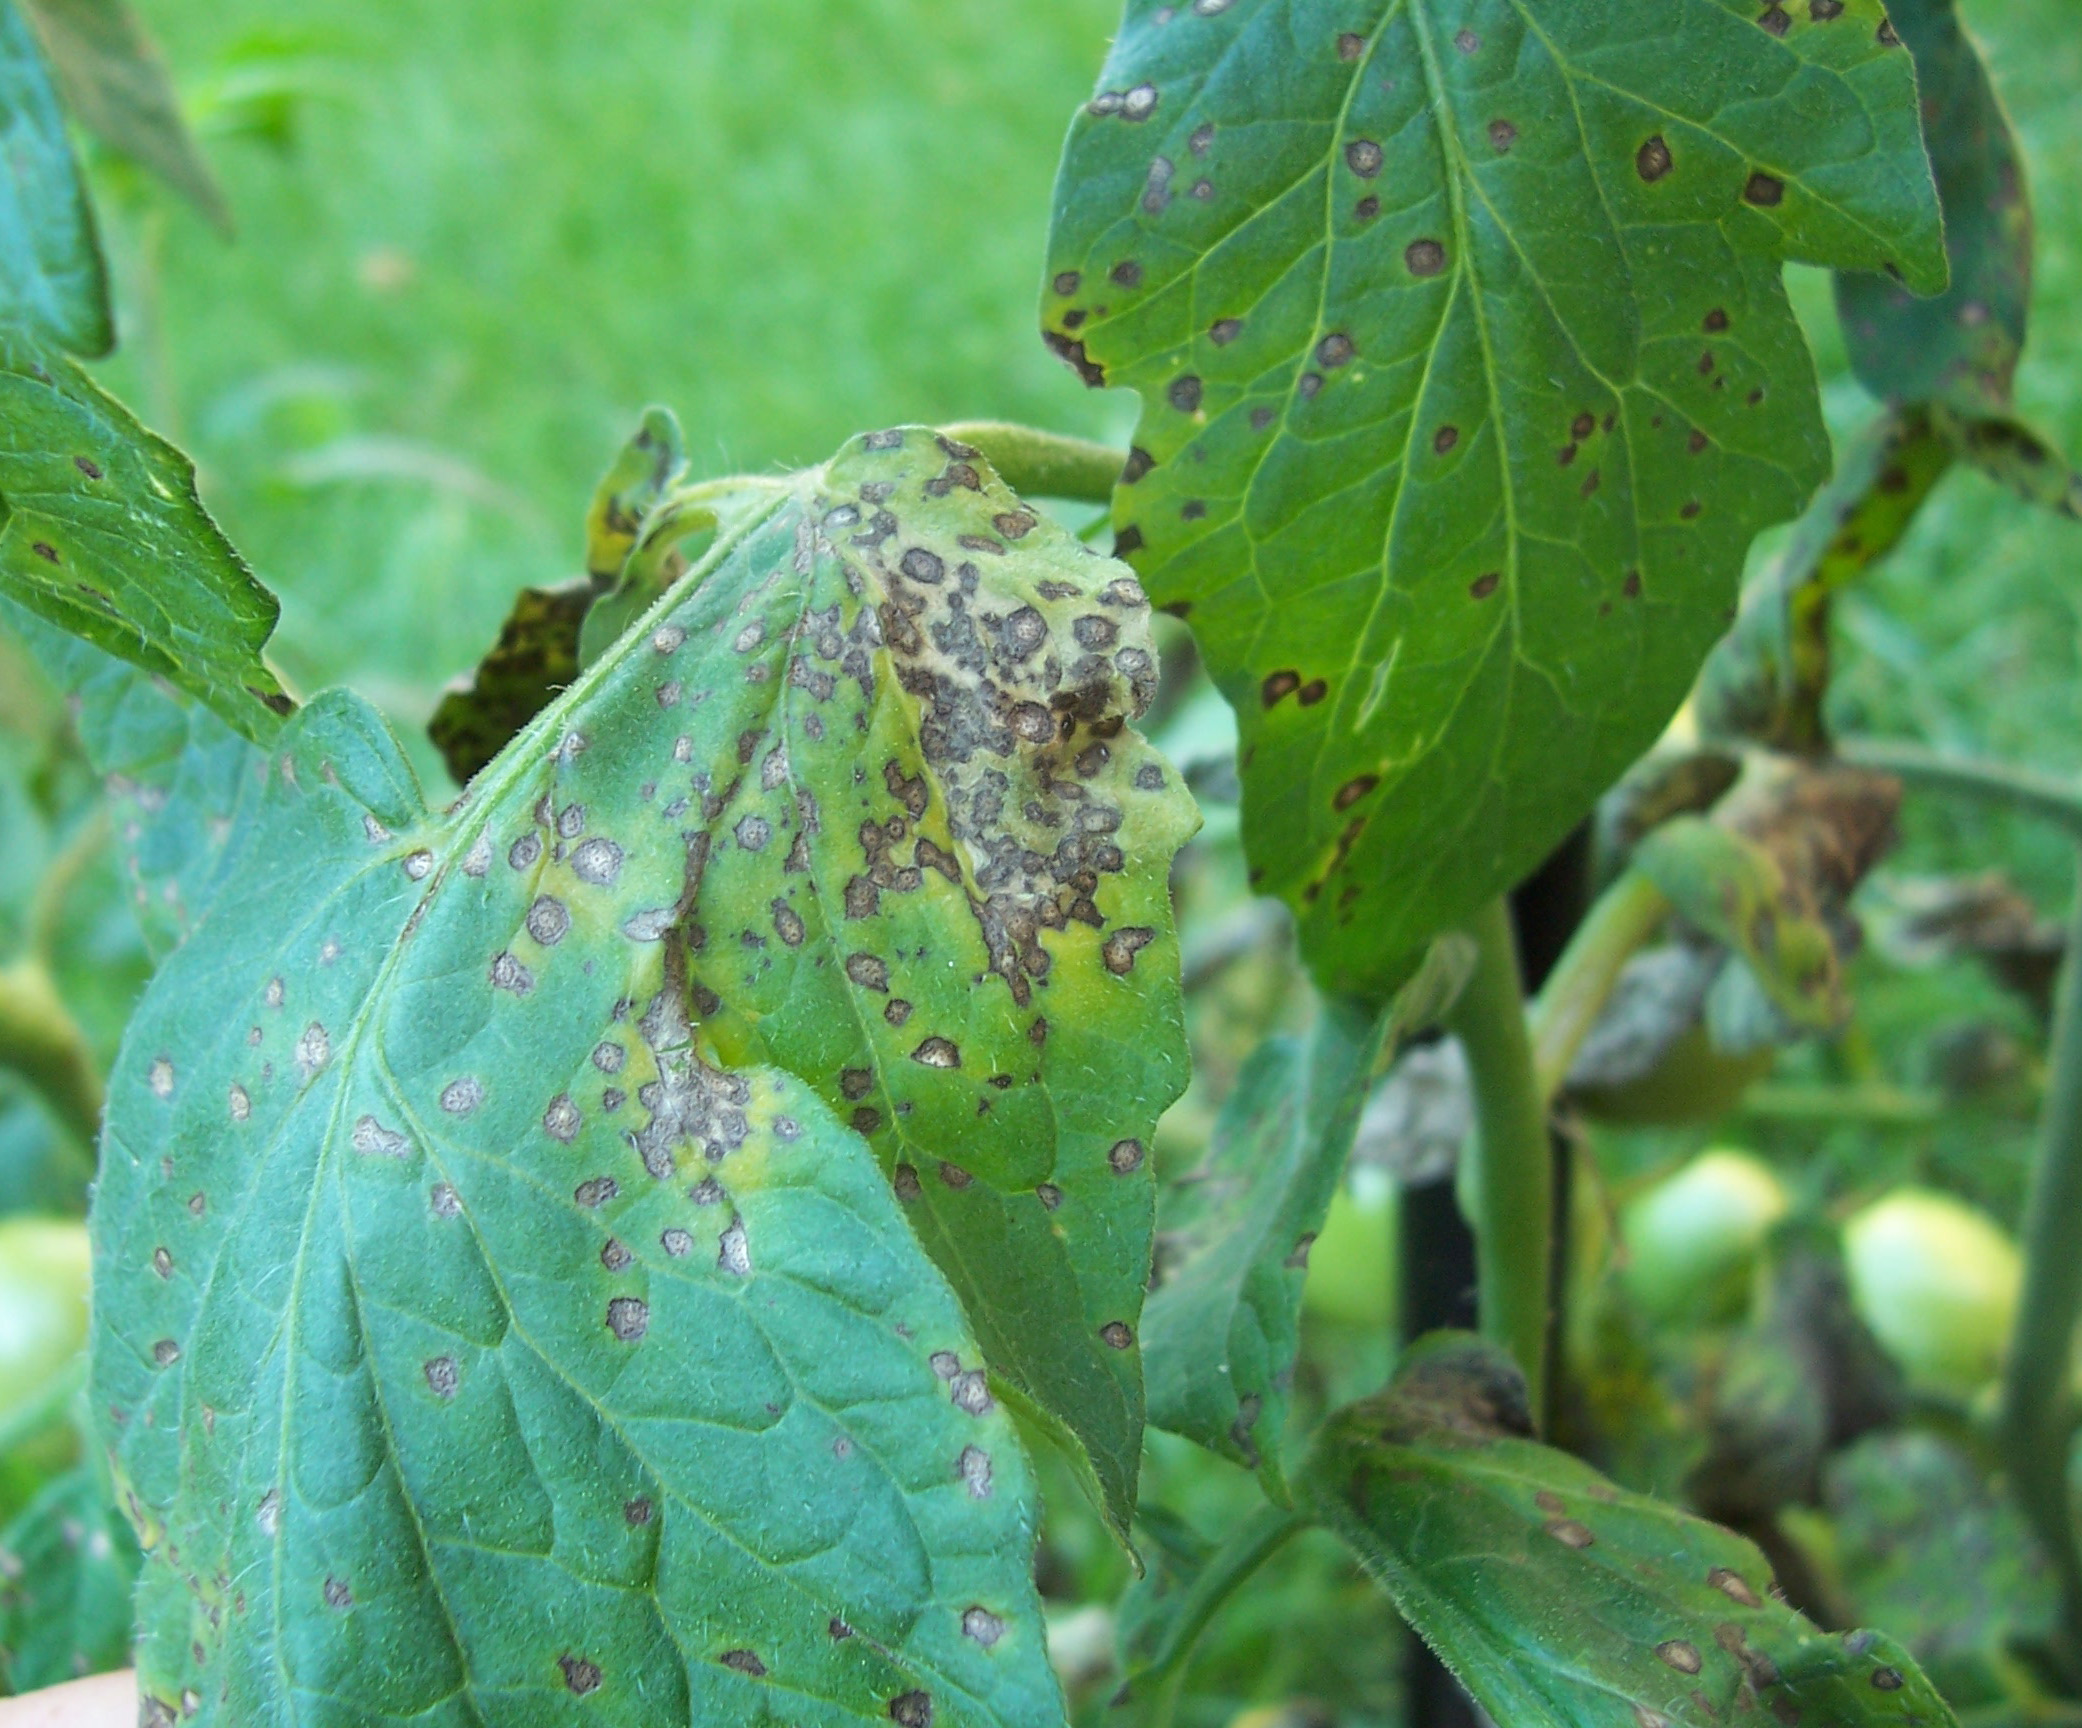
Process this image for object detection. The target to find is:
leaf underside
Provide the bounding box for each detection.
[1141,940,1467,1490]
[0,330,286,738]
[18,0,231,233]
[92,428,1194,1722]
[0,0,111,356]
[1045,0,1943,997]
[1835,0,2029,414]
[0,1461,142,1695]
[1304,1335,1959,1728]
[3,597,267,960]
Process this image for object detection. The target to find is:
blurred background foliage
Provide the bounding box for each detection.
[3,0,2082,1715]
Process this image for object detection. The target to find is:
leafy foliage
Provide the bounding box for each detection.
[1695,407,1950,753]
[3,599,264,960]
[1143,943,1467,1491]
[0,0,109,356]
[1045,0,1944,996]
[0,1459,141,1694]
[1305,1334,1957,1728]
[1835,0,2029,414]
[16,0,230,233]
[90,427,1193,1718]
[0,330,286,737]
[1144,996,1387,1490]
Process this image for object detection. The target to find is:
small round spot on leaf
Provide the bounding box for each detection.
[1744,172,1785,207]
[1657,1640,1704,1675]
[1637,136,1673,181]
[1405,240,1446,277]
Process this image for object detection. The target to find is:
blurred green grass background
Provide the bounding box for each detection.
[108,0,1130,782]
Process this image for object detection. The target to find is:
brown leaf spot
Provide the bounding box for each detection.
[1744,172,1785,207]
[1405,239,1446,277]
[1334,774,1379,810]
[1637,136,1673,181]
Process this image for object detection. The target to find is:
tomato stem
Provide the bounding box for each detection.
[938,421,1123,504]
[2002,854,2082,1675]
[1444,896,1551,1424]
[1526,867,1671,1103]
[0,957,103,1156]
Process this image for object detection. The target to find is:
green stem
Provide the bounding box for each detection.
[1526,868,1671,1102]
[1445,897,1551,1422]
[2000,855,2082,1673]
[1839,739,2082,837]
[0,958,105,1153]
[937,421,1123,504]
[1123,1504,1304,1728]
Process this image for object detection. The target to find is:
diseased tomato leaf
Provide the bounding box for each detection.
[0,331,287,738]
[1045,0,1944,999]
[93,428,1193,1721]
[1304,1334,1959,1728]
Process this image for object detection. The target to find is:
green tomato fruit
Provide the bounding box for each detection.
[1574,1023,1775,1127]
[1843,1189,2019,1396]
[1621,1148,1790,1324]
[0,1215,91,1430]
[1303,1170,1396,1329]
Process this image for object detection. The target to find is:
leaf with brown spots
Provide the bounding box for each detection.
[1045,0,1943,1000]
[1304,1334,1959,1728]
[426,578,594,786]
[0,327,287,738]
[1835,0,2030,413]
[91,427,1186,1721]
[1694,404,1951,754]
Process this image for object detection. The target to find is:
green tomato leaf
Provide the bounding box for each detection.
[93,693,1065,1728]
[17,0,230,234]
[0,1459,141,1695]
[1044,0,1944,999]
[1303,1333,1959,1728]
[92,427,1192,1719]
[1835,0,2029,413]
[0,0,111,357]
[1694,405,1950,752]
[1143,940,1468,1492]
[1825,1432,2057,1708]
[1,597,266,960]
[0,330,287,737]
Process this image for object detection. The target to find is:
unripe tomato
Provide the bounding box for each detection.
[1843,1189,2019,1395]
[0,1215,91,1429]
[1574,1024,1775,1127]
[1621,1149,1789,1323]
[1302,1169,1396,1329]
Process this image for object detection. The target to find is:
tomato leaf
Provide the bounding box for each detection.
[1695,406,1950,753]
[0,0,110,356]
[1304,1333,1959,1728]
[91,429,1193,1719]
[0,1460,141,1695]
[0,331,287,737]
[17,0,230,234]
[3,598,267,959]
[1835,0,2029,413]
[427,579,594,786]
[1045,0,1944,999]
[1143,940,1468,1492]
